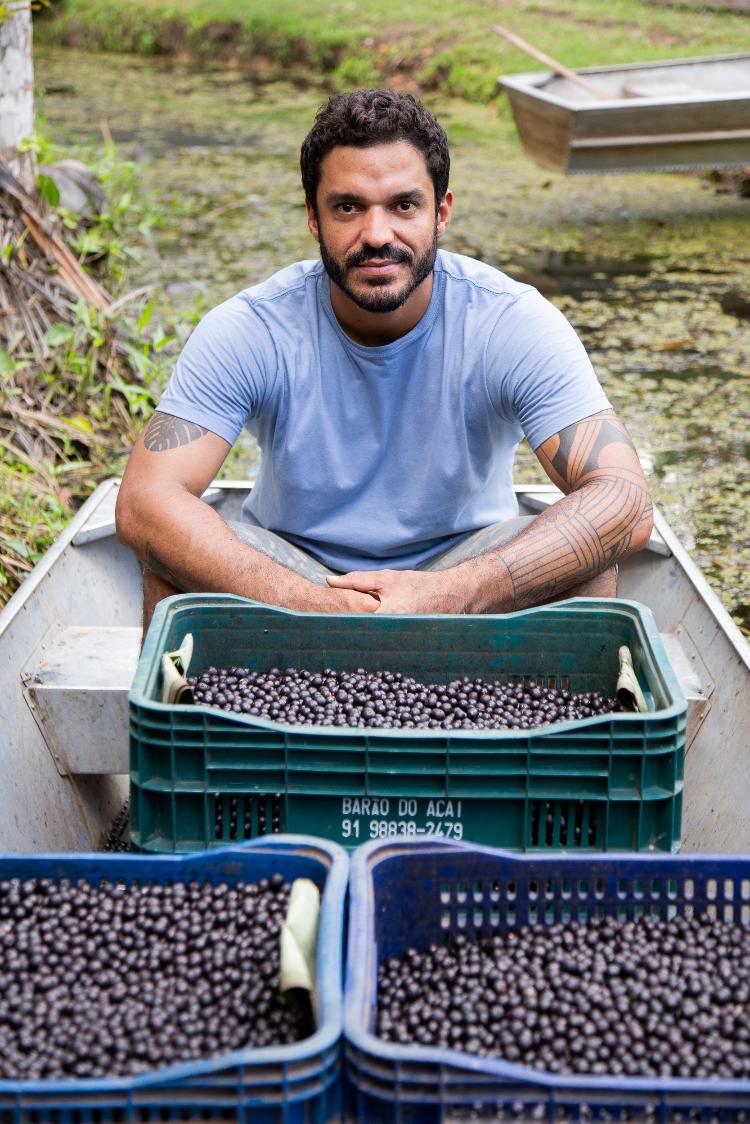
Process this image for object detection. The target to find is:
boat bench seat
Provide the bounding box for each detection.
[22,626,140,775]
[20,622,709,778]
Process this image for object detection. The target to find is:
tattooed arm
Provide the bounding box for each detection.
[456,409,653,612]
[328,409,652,614]
[115,411,377,615]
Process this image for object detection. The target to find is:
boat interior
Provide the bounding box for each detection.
[2,479,749,855]
[517,54,750,105]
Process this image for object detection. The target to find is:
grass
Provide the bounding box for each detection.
[37,0,750,103]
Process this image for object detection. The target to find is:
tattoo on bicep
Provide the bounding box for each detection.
[540,414,641,492]
[143,412,209,452]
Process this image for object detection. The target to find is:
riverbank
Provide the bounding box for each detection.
[36,0,750,103]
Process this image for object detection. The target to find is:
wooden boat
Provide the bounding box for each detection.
[500,53,750,174]
[1,478,748,854]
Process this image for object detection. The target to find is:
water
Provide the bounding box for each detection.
[34,48,750,631]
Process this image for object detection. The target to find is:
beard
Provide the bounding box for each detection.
[319,224,439,314]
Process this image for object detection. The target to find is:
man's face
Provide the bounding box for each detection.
[307,140,452,315]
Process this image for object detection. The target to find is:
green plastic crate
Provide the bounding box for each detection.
[129,595,687,854]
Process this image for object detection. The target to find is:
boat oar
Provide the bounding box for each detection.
[493,24,612,101]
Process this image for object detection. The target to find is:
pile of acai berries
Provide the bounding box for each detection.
[188,667,618,730]
[377,914,750,1079]
[0,873,306,1079]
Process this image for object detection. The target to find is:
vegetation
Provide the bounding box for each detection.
[0,135,198,605]
[37,0,750,104]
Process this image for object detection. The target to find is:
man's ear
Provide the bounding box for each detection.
[306,200,320,242]
[437,190,454,238]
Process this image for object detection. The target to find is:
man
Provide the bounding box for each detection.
[116,89,653,627]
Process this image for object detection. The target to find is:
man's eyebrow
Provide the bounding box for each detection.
[324,188,429,206]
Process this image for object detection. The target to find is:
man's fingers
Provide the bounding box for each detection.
[357,593,381,612]
[327,571,382,593]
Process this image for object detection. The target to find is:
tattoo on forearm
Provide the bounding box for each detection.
[501,481,650,606]
[143,412,208,452]
[500,412,653,608]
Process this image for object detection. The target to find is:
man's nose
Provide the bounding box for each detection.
[360,206,394,248]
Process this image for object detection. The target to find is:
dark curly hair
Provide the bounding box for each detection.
[300,89,450,212]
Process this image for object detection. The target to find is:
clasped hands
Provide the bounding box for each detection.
[326,567,470,615]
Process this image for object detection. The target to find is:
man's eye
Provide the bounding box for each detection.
[338,202,356,213]
[397,201,415,211]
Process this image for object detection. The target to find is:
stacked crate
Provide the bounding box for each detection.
[129,595,686,854]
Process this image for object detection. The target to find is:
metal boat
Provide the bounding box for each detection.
[1,478,748,853]
[500,53,750,173]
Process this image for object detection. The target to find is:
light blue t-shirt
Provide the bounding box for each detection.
[159,251,610,571]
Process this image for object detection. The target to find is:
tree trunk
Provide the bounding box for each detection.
[0,2,36,191]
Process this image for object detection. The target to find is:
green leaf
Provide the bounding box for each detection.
[60,415,94,435]
[0,348,15,377]
[5,540,31,560]
[37,173,60,209]
[137,299,155,334]
[44,323,76,348]
[153,328,175,351]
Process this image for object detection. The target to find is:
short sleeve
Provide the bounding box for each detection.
[158,294,275,445]
[485,289,611,451]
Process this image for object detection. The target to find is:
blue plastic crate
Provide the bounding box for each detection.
[0,835,347,1124]
[345,838,750,1122]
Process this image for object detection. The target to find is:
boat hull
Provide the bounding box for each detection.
[501,54,750,173]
